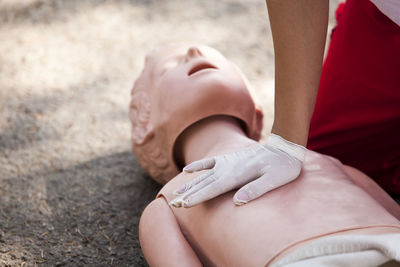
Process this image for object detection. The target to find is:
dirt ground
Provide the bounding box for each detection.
[0,0,339,266]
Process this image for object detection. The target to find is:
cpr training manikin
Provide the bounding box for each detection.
[130,43,400,267]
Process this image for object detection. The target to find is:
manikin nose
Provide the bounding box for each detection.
[185,47,203,61]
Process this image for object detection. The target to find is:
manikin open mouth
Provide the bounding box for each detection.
[188,63,218,76]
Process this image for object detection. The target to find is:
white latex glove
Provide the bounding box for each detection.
[169,134,306,208]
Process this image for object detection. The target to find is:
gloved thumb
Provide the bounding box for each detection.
[233,173,278,205]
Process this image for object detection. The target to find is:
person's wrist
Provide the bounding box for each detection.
[265,133,306,162]
[271,111,312,146]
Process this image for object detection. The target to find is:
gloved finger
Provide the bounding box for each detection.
[173,170,214,195]
[181,179,225,208]
[183,157,216,173]
[233,173,279,205]
[169,174,216,207]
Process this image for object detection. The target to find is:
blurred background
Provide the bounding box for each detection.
[0,0,339,265]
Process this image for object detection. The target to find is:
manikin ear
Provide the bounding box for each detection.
[131,126,155,146]
[130,91,155,146]
[253,105,264,141]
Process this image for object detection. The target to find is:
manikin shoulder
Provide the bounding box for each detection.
[139,197,202,267]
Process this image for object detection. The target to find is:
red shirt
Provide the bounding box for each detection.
[307,0,400,194]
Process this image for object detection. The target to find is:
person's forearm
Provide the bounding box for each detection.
[267,0,329,146]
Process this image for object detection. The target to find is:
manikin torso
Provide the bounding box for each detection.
[131,44,400,266]
[156,117,400,266]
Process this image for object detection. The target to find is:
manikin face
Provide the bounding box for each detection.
[151,44,247,96]
[146,44,256,127]
[130,43,262,184]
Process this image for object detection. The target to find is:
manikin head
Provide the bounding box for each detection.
[130,43,263,184]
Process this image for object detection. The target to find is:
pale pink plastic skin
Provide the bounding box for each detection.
[133,44,400,266]
[129,43,263,185]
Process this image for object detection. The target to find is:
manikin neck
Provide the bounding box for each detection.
[175,115,257,166]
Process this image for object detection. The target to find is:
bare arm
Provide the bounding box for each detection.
[139,198,202,267]
[267,0,329,146]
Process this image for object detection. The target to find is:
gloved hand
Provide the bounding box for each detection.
[169,133,306,208]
